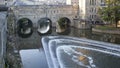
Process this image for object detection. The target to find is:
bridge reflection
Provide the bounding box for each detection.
[37,17,52,35]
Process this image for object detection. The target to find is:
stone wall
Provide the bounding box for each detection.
[0,12,7,68]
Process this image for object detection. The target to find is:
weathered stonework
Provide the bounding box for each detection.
[13,5,78,27]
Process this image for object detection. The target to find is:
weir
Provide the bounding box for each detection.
[42,36,120,68]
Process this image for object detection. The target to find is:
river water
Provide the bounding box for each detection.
[56,27,120,45]
[41,35,120,68]
[6,27,120,68]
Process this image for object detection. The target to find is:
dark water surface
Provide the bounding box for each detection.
[51,27,120,45]
[66,27,120,45]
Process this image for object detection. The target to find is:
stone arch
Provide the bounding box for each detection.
[56,17,71,35]
[57,17,71,29]
[17,18,33,38]
[37,17,52,35]
[58,17,71,26]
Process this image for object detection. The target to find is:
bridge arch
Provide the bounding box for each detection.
[56,17,71,34]
[57,17,71,29]
[37,17,52,35]
[17,18,33,38]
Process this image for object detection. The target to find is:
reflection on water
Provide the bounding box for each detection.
[57,28,71,35]
[38,25,50,34]
[37,18,52,35]
[7,27,120,68]
[56,27,120,45]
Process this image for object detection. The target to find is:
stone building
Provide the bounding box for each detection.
[0,0,7,5]
[65,0,105,29]
[79,0,105,23]
[66,0,79,5]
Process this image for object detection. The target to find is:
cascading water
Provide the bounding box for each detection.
[42,36,120,68]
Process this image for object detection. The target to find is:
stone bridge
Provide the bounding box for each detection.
[12,5,78,27]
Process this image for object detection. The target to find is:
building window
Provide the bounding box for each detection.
[92,15,94,19]
[91,0,96,5]
[94,8,96,13]
[48,10,49,13]
[91,8,93,12]
[90,0,91,5]
[90,15,91,19]
[89,9,91,12]
[57,10,59,13]
[94,0,96,5]
[92,0,94,5]
[101,0,102,2]
[94,15,96,18]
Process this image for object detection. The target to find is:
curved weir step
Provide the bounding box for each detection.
[42,36,120,68]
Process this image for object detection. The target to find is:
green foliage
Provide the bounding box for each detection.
[98,0,120,27]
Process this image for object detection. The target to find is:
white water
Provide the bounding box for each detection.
[57,46,96,68]
[41,36,120,68]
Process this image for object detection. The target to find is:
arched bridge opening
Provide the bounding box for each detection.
[17,18,33,38]
[37,17,52,35]
[57,17,71,34]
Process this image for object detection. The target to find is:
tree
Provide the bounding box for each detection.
[98,0,120,27]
